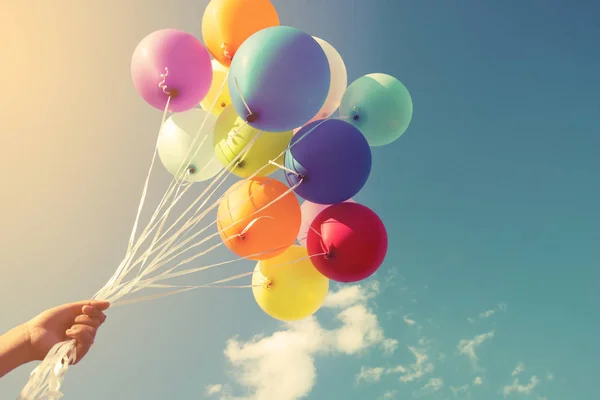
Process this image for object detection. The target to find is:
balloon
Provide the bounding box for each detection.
[202,0,280,67]
[157,109,223,182]
[199,60,231,116]
[217,177,300,260]
[228,26,331,132]
[213,105,292,178]
[307,37,347,123]
[339,73,413,147]
[284,119,372,204]
[252,245,329,321]
[297,199,355,247]
[307,202,388,282]
[131,29,212,113]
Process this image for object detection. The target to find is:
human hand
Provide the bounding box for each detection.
[25,300,110,364]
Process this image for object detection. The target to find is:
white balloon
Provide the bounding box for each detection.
[310,37,348,122]
[157,109,223,182]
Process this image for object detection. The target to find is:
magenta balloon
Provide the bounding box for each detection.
[297,199,355,247]
[131,29,213,113]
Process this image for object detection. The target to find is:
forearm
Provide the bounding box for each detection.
[0,323,33,377]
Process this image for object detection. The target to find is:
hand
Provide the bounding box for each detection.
[26,300,110,364]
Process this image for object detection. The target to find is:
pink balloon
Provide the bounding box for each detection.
[131,29,213,113]
[297,199,354,246]
[307,202,387,283]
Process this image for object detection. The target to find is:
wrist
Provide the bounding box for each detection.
[0,323,35,377]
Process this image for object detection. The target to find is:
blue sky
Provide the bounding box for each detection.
[1,0,599,399]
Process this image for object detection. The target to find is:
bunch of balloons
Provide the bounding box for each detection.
[19,2,416,398]
[129,0,414,322]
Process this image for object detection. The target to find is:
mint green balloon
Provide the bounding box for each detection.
[339,73,413,147]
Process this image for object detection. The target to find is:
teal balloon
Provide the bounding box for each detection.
[339,73,413,147]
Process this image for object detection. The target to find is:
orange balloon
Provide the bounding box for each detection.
[202,0,280,67]
[217,177,300,260]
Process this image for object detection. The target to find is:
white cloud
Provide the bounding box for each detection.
[356,366,385,384]
[503,375,540,397]
[450,384,469,396]
[380,390,397,399]
[413,377,443,398]
[512,362,525,377]
[382,338,399,355]
[403,314,416,326]
[457,331,494,368]
[423,377,443,391]
[392,346,434,383]
[546,372,554,381]
[205,384,223,396]
[473,376,483,385]
[211,282,394,400]
[468,303,506,323]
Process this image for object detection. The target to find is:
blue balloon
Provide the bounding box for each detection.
[228,26,331,132]
[284,119,372,204]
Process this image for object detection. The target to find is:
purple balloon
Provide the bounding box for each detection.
[297,199,355,246]
[131,29,212,113]
[284,119,372,204]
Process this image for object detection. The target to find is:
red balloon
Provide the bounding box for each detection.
[306,202,388,282]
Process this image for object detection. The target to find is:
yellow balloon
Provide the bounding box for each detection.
[252,245,329,321]
[213,105,292,178]
[200,60,231,116]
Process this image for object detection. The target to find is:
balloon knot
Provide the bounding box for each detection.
[351,106,362,121]
[220,42,233,60]
[158,67,179,98]
[164,88,179,98]
[263,279,273,289]
[187,165,196,175]
[221,102,227,108]
[236,160,246,169]
[324,251,334,260]
[246,113,258,123]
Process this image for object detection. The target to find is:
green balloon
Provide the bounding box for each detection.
[339,73,413,147]
[213,105,293,179]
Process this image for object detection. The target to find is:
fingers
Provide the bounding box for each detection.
[64,301,109,364]
[74,314,103,328]
[60,300,110,318]
[82,305,107,323]
[66,325,96,364]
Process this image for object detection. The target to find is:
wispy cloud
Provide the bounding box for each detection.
[205,384,223,396]
[450,384,469,396]
[467,303,506,323]
[208,282,394,400]
[473,376,483,385]
[457,331,494,368]
[511,362,525,377]
[403,314,416,326]
[502,375,540,397]
[380,390,398,399]
[394,346,435,383]
[356,366,385,384]
[546,372,554,381]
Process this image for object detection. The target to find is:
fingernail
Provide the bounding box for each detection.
[66,329,74,335]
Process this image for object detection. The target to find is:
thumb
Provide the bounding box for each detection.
[58,300,111,316]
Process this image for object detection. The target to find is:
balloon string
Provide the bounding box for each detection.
[233,77,254,119]
[267,160,302,177]
[98,95,173,295]
[112,250,331,307]
[110,70,232,289]
[309,226,323,238]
